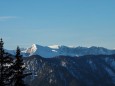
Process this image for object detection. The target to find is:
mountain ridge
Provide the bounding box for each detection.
[24,54,115,86]
[5,44,115,58]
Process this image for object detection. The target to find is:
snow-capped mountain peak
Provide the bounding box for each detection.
[5,44,115,58]
[21,44,115,58]
[26,44,37,55]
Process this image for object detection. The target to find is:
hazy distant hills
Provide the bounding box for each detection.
[6,44,115,58]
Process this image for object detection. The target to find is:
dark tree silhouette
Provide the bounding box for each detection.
[0,38,5,86]
[0,39,31,86]
[0,38,14,86]
[13,46,31,86]
[13,46,25,86]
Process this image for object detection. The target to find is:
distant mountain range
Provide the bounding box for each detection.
[5,44,115,86]
[6,44,115,58]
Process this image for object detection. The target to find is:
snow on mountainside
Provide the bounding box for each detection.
[48,45,60,49]
[4,44,115,58]
[12,44,115,58]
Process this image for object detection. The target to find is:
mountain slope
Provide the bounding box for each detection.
[24,55,115,86]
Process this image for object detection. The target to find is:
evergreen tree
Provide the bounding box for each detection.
[13,46,31,86]
[0,39,31,86]
[0,38,14,86]
[13,46,25,86]
[0,38,5,86]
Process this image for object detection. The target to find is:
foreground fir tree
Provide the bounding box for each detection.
[0,39,31,86]
[13,46,25,86]
[13,46,31,86]
[0,39,14,86]
[0,38,5,86]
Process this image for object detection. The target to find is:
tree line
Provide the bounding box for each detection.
[0,38,31,86]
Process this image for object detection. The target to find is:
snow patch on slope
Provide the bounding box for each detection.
[48,45,59,49]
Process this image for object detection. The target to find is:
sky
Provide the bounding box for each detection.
[0,0,115,49]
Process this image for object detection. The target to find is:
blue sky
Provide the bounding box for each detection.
[0,0,115,49]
